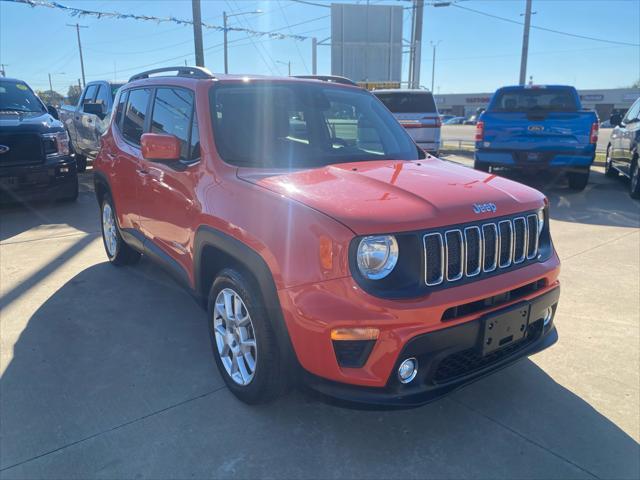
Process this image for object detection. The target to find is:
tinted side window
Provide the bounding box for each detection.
[375,92,437,113]
[150,88,194,159]
[114,90,128,129]
[122,88,150,146]
[189,113,200,161]
[95,84,111,109]
[81,85,97,110]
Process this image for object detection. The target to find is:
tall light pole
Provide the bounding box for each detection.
[276,60,291,76]
[48,72,65,92]
[223,9,262,74]
[408,0,425,89]
[67,23,88,88]
[430,41,441,92]
[519,0,533,85]
[192,0,205,67]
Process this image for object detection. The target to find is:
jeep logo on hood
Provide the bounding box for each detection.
[473,202,497,214]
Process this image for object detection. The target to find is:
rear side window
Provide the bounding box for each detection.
[122,88,151,145]
[374,92,437,113]
[490,88,579,113]
[150,88,194,160]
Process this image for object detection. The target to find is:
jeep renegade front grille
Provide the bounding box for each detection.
[423,213,540,287]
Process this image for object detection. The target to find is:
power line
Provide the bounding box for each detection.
[452,3,640,47]
[277,0,310,74]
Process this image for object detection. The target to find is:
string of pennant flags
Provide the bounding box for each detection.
[2,0,309,41]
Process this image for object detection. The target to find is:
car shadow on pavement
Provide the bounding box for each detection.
[1,261,638,478]
[0,172,97,243]
[492,169,640,229]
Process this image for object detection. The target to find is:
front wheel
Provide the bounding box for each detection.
[207,268,288,404]
[101,194,141,265]
[604,145,617,178]
[567,168,590,191]
[630,157,640,199]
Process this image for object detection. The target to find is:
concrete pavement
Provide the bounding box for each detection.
[1,165,638,479]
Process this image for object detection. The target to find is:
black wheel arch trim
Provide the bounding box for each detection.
[194,225,299,370]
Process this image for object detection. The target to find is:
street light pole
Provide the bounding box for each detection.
[276,60,292,76]
[223,9,262,74]
[430,41,441,92]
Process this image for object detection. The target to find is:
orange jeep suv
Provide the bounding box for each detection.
[94,67,560,406]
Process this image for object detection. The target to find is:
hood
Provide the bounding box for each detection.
[0,111,64,133]
[238,158,545,235]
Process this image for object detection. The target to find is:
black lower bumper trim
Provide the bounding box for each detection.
[304,286,560,408]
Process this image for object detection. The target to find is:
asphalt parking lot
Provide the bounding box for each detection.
[1,159,639,479]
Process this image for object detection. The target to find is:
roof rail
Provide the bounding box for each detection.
[129,66,215,82]
[293,75,358,86]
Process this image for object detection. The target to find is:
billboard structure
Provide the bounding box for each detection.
[331,3,403,86]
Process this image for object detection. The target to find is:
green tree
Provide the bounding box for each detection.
[36,89,64,106]
[66,84,82,105]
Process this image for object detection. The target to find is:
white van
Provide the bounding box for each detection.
[373,89,441,155]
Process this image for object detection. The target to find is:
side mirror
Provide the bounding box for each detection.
[84,102,106,118]
[141,133,181,162]
[609,114,621,127]
[47,105,59,120]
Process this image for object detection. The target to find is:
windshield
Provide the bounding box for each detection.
[0,80,45,113]
[374,92,437,114]
[210,82,419,168]
[489,87,579,113]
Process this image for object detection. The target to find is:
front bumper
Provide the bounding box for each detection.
[278,252,560,405]
[304,288,558,407]
[0,156,77,202]
[475,148,595,171]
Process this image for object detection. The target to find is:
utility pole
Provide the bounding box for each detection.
[48,73,53,92]
[67,23,88,88]
[223,11,229,73]
[276,60,291,76]
[519,0,533,86]
[430,41,441,92]
[191,0,205,67]
[409,0,424,89]
[312,37,317,75]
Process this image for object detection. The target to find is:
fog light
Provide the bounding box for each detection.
[398,357,418,384]
[59,166,69,173]
[543,307,553,326]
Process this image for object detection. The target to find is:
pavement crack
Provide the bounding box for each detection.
[559,230,639,262]
[0,385,228,473]
[451,398,601,479]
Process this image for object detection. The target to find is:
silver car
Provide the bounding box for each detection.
[373,89,441,155]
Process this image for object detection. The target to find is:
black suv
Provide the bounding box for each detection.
[0,77,78,203]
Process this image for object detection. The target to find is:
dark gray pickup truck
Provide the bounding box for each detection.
[59,81,123,172]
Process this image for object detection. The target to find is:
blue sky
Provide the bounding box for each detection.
[1,0,638,94]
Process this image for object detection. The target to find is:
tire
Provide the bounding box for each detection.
[58,175,79,202]
[100,194,141,265]
[630,156,640,199]
[567,168,590,191]
[604,145,617,178]
[75,154,87,173]
[207,268,288,404]
[474,160,491,173]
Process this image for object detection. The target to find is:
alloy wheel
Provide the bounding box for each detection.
[213,288,258,385]
[102,203,118,257]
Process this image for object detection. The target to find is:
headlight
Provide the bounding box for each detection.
[42,131,70,158]
[537,208,545,235]
[356,235,399,280]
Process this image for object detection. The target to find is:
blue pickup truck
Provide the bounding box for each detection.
[474,85,599,190]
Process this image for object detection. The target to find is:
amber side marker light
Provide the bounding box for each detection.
[330,328,380,341]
